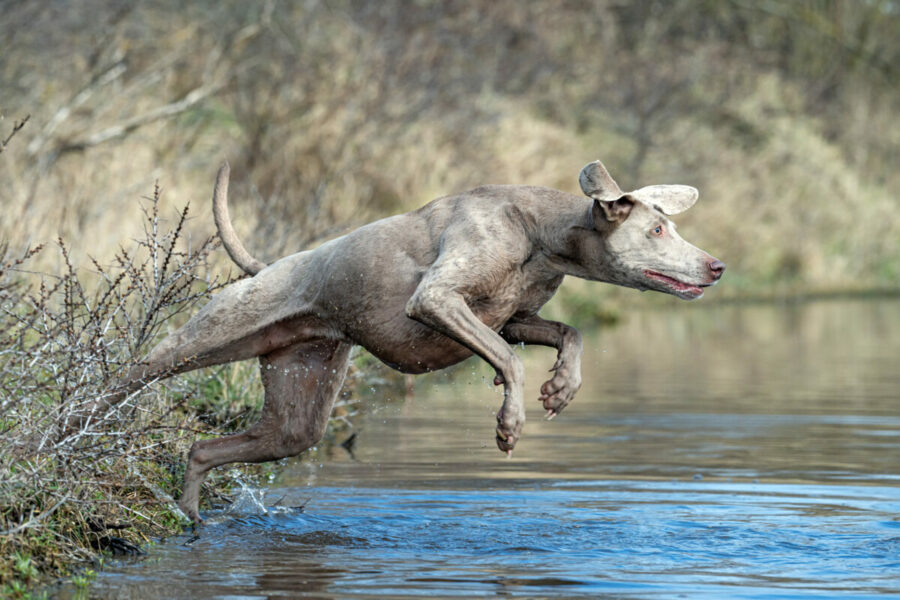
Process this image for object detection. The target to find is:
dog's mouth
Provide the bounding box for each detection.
[643,270,706,299]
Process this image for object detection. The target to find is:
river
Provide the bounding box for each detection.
[58,298,900,598]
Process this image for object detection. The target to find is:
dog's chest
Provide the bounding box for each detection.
[469,297,517,330]
[468,271,563,330]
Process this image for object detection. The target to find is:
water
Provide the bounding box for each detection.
[59,298,900,598]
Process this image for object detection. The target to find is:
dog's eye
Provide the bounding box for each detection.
[652,225,663,236]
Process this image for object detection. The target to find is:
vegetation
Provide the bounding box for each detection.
[2,1,898,295]
[0,172,222,592]
[1,0,898,592]
[0,122,358,593]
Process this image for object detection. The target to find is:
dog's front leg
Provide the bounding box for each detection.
[407,288,525,455]
[500,315,583,419]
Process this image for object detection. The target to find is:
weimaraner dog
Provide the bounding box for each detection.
[115,160,724,522]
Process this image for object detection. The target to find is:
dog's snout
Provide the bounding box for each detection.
[708,259,726,279]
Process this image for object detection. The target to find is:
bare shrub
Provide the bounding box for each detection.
[0,181,239,586]
[1,180,365,594]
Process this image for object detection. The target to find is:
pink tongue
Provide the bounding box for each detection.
[645,270,701,295]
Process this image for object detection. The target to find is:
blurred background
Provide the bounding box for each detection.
[2,0,898,310]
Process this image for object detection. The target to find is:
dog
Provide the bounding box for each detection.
[112,160,724,522]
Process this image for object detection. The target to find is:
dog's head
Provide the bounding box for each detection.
[576,160,724,300]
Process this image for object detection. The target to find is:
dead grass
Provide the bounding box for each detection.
[2,1,897,294]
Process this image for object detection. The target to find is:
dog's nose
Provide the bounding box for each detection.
[708,259,726,280]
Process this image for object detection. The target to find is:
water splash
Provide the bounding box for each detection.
[220,479,268,518]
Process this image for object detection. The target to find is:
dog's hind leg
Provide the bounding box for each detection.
[62,309,329,437]
[177,339,352,523]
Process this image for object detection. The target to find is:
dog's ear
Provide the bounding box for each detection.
[579,160,623,201]
[592,195,635,227]
[629,184,698,215]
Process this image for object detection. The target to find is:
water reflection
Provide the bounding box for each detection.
[59,298,900,599]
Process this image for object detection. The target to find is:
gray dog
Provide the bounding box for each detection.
[116,160,723,522]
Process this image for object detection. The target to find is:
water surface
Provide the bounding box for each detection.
[61,298,900,598]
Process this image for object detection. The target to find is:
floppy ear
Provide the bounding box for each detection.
[579,160,623,200]
[592,196,635,227]
[629,184,698,215]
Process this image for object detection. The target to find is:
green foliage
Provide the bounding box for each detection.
[552,285,622,332]
[12,554,38,582]
[183,362,264,431]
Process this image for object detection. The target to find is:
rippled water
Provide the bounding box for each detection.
[59,298,900,598]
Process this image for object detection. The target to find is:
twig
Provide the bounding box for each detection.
[26,61,126,157]
[0,114,30,154]
[2,494,70,536]
[126,458,188,522]
[56,82,225,155]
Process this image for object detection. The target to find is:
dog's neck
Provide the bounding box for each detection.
[521,192,617,283]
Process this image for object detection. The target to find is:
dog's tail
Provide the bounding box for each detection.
[212,162,267,276]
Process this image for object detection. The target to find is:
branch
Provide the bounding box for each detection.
[26,61,127,157]
[56,82,225,155]
[1,493,70,536]
[0,115,30,154]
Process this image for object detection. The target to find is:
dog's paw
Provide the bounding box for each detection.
[495,408,525,455]
[177,500,203,527]
[539,362,581,419]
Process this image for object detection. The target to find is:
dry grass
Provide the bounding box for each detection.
[2,1,897,294]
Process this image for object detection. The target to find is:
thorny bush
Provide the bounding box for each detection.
[0,117,364,594]
[0,182,237,589]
